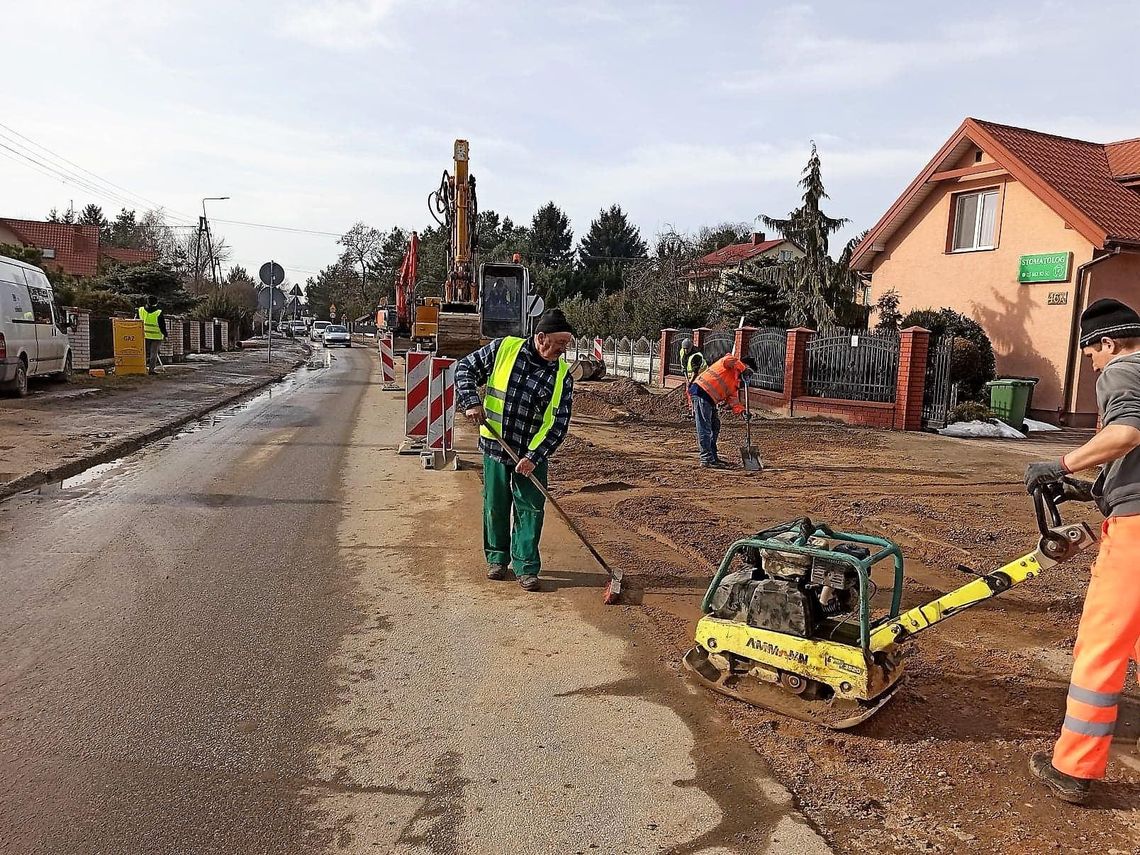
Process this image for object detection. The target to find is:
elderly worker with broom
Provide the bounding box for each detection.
[456,309,576,592]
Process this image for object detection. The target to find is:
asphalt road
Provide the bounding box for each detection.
[0,346,829,854]
[1,348,368,854]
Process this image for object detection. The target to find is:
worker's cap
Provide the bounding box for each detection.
[1079,298,1140,347]
[534,308,577,336]
[679,337,693,350]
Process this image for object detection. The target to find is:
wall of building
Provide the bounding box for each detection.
[0,225,22,249]
[868,170,1096,416]
[1070,251,1140,417]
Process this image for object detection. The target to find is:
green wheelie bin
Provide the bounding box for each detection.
[986,378,1037,432]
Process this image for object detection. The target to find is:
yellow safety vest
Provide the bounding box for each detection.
[479,336,569,452]
[138,307,164,340]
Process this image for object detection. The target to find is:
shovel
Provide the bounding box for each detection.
[740,384,763,472]
[482,422,622,605]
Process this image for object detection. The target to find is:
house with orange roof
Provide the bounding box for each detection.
[0,217,158,277]
[851,118,1140,426]
[689,231,803,292]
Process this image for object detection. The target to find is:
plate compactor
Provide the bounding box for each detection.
[683,488,1098,728]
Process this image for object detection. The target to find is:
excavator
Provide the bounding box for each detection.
[421,139,544,357]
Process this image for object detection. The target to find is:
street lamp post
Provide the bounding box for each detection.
[201,196,230,289]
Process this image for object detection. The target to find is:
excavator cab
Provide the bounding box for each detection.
[479,262,531,340]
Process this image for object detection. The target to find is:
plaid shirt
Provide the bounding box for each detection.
[455,337,574,465]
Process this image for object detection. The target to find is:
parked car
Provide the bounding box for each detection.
[310,320,331,342]
[322,324,351,347]
[0,254,73,397]
[288,319,307,337]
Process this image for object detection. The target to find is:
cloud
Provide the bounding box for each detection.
[278,0,403,50]
[723,7,1037,94]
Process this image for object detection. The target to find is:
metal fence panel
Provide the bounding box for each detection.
[922,336,956,428]
[747,327,787,392]
[665,328,693,375]
[804,328,900,403]
[701,331,735,363]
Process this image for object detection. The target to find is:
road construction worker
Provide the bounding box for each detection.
[1024,297,1140,804]
[679,338,708,383]
[138,296,166,375]
[690,353,755,468]
[456,308,576,592]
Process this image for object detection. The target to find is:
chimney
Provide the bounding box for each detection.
[752,232,766,246]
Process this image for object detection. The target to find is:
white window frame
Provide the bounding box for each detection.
[950,188,999,252]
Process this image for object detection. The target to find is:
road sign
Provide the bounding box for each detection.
[259,261,285,287]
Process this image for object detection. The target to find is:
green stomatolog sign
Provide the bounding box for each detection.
[1019,252,1072,283]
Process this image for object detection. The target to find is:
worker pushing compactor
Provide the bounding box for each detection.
[1024,297,1140,805]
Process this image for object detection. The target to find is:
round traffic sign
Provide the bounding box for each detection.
[259,261,285,287]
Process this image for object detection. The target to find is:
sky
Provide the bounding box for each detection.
[2,0,1139,287]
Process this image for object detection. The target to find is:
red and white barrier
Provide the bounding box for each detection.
[593,337,604,361]
[404,350,432,440]
[378,333,397,386]
[427,357,456,451]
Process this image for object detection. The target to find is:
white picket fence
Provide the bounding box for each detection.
[566,335,659,385]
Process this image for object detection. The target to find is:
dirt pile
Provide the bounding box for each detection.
[556,411,1140,855]
[574,379,691,423]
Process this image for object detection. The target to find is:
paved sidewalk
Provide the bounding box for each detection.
[0,341,309,499]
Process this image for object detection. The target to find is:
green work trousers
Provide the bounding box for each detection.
[483,453,547,577]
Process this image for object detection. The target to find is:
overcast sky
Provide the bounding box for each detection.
[3,0,1138,285]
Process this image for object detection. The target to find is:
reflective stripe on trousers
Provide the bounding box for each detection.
[1052,515,1140,779]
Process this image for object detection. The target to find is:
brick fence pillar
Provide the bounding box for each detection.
[658,328,676,386]
[894,326,931,431]
[734,326,758,360]
[784,328,814,409]
[693,327,710,349]
[65,307,91,371]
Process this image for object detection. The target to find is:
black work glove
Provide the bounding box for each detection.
[1024,459,1067,494]
[1057,476,1094,504]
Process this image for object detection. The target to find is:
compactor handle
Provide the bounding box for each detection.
[1033,485,1062,535]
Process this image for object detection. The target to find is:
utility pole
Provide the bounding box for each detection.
[201,197,230,290]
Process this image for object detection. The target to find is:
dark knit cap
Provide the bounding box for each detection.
[1079,298,1140,347]
[534,308,577,336]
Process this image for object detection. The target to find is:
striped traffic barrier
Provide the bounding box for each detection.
[404,350,432,442]
[378,333,399,389]
[593,337,604,361]
[426,356,456,452]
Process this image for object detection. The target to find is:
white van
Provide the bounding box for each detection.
[0,254,73,397]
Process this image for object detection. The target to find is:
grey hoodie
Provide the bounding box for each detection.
[1091,352,1140,517]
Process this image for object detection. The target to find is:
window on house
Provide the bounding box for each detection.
[951,189,998,251]
[778,249,793,262]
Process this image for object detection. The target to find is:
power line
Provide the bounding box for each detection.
[0,121,195,223]
[0,140,153,214]
[212,218,344,237]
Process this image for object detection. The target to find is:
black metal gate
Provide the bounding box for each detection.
[804,328,900,402]
[922,336,956,429]
[666,328,693,376]
[701,331,735,363]
[747,327,787,392]
[89,316,114,362]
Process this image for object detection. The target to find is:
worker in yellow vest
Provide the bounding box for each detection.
[456,309,576,592]
[138,297,166,375]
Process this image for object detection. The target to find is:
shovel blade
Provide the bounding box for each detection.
[740,445,763,471]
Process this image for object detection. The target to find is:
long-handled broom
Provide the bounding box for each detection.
[483,422,622,605]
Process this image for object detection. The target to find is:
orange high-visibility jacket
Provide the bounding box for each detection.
[694,355,747,412]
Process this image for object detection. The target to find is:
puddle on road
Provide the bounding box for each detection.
[4,365,324,507]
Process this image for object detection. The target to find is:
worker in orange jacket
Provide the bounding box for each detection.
[690,353,755,468]
[1024,298,1140,804]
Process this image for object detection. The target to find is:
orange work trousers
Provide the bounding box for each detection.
[1052,514,1140,779]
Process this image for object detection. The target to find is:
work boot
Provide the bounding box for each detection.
[704,459,730,469]
[1029,751,1091,805]
[517,574,540,592]
[486,563,510,581]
